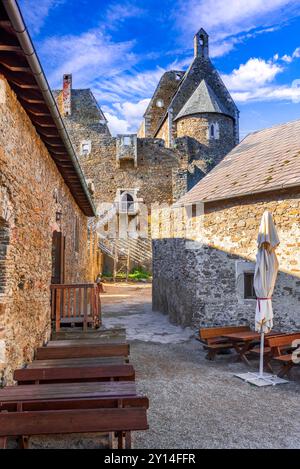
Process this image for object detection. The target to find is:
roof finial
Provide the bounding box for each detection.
[194,28,209,59]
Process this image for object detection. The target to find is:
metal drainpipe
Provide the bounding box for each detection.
[2,0,96,216]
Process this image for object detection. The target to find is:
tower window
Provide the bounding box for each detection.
[123,136,131,146]
[208,122,219,140]
[156,99,164,108]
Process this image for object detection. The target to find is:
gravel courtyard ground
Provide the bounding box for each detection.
[102,282,300,449]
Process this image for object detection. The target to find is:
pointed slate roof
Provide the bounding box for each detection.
[174,79,230,120]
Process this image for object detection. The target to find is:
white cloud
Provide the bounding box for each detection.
[94,68,164,102]
[280,46,300,63]
[40,30,137,89]
[175,0,300,57]
[104,1,146,29]
[19,0,64,35]
[222,58,282,90]
[222,56,300,103]
[104,112,131,135]
[104,98,151,135]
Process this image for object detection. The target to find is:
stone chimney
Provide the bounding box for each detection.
[63,74,72,116]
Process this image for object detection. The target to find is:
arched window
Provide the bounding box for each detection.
[199,35,204,46]
[208,122,219,140]
[121,192,135,213]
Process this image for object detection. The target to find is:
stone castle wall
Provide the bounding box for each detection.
[153,189,300,331]
[0,76,93,383]
[61,115,182,208]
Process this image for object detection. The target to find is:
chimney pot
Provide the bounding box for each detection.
[63,74,72,116]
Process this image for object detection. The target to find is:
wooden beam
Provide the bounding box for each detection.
[0,44,21,52]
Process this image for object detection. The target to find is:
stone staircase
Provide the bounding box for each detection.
[99,237,152,272]
[89,203,152,276]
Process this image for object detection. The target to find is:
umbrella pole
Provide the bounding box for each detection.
[259,330,264,378]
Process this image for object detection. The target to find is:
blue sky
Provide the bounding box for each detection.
[18,0,300,138]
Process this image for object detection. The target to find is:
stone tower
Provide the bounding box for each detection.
[139,27,239,195]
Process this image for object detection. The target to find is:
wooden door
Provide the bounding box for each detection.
[51,231,65,284]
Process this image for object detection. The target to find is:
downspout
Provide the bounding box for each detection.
[2,0,96,216]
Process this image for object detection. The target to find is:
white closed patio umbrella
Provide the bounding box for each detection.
[254,211,280,379]
[236,211,288,385]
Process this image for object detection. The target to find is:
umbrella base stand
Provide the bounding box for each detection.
[235,372,288,387]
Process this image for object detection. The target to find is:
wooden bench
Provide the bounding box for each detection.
[199,325,251,360]
[27,357,126,369]
[0,407,148,449]
[14,364,135,385]
[51,328,126,341]
[266,333,300,377]
[35,343,130,360]
[0,390,148,449]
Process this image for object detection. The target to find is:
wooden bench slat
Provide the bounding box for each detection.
[14,365,135,384]
[0,381,136,402]
[27,357,125,369]
[47,339,127,347]
[35,344,130,360]
[266,333,300,348]
[199,325,250,341]
[0,408,148,437]
[0,396,149,412]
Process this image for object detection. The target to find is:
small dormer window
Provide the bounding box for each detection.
[81,141,91,156]
[156,99,164,108]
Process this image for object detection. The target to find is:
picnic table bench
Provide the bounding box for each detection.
[266,333,300,377]
[199,325,251,360]
[35,343,130,360]
[0,394,149,449]
[14,364,135,384]
[0,408,148,449]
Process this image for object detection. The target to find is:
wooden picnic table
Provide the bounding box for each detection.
[222,331,280,366]
[0,381,136,404]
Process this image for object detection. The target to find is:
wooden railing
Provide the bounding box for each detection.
[50,284,101,332]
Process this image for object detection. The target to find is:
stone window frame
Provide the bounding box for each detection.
[208,122,220,140]
[80,140,92,156]
[236,260,256,305]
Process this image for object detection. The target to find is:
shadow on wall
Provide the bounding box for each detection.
[152,238,300,332]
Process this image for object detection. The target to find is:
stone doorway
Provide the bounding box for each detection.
[51,231,65,284]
